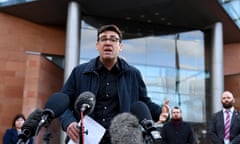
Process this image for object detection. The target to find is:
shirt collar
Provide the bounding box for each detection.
[223,107,234,113]
[96,58,120,72]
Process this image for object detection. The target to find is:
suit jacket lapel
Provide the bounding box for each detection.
[230,110,238,129]
[218,111,225,137]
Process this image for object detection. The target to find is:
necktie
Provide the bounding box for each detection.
[224,110,230,140]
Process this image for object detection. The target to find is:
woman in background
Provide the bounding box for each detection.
[2,113,33,144]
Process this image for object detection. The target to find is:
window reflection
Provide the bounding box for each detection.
[0,0,36,7]
[219,0,240,29]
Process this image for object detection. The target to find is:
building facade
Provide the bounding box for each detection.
[0,0,240,143]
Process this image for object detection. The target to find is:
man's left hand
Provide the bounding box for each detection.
[156,99,170,124]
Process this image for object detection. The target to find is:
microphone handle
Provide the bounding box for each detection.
[16,139,25,144]
[80,104,90,112]
[35,119,49,138]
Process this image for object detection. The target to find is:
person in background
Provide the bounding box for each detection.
[58,24,170,144]
[161,106,195,144]
[208,91,240,144]
[2,113,33,144]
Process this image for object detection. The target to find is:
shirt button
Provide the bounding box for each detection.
[106,94,109,97]
[106,82,109,86]
[104,106,107,110]
[102,118,105,122]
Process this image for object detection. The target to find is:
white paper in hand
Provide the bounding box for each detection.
[68,116,106,144]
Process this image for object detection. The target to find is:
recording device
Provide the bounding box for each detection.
[17,92,70,144]
[140,120,162,144]
[36,92,70,134]
[131,101,162,144]
[17,109,43,144]
[74,91,96,115]
[68,91,96,144]
[109,112,144,144]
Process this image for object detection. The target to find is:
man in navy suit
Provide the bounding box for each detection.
[209,91,240,144]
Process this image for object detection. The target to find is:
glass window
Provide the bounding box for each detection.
[0,0,37,7]
[80,21,207,122]
[219,0,240,29]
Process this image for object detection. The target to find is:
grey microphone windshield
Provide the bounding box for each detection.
[74,91,96,115]
[109,112,144,144]
[17,109,43,143]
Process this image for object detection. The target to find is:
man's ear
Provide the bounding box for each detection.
[233,97,236,104]
[119,43,123,51]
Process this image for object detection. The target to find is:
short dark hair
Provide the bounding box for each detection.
[97,24,122,42]
[172,106,182,113]
[12,113,25,128]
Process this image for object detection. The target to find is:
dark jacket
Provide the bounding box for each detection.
[59,57,162,131]
[208,109,240,144]
[161,120,195,144]
[3,128,33,144]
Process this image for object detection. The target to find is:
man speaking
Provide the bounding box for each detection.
[58,24,170,144]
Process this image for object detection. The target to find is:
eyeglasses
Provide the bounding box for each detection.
[98,37,120,43]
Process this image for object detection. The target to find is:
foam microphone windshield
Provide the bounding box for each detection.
[131,101,162,143]
[131,101,153,122]
[109,112,144,144]
[18,109,43,143]
[74,91,96,115]
[44,92,70,118]
[34,92,70,135]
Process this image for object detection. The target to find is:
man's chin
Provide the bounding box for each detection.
[103,56,114,60]
[223,104,233,109]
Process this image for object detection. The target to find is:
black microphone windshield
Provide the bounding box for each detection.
[131,102,162,143]
[109,112,144,144]
[18,109,43,142]
[131,101,153,122]
[44,92,70,118]
[74,91,96,115]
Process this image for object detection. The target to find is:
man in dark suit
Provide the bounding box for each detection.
[161,106,195,144]
[209,91,240,144]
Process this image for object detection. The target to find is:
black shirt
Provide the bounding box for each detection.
[92,60,120,143]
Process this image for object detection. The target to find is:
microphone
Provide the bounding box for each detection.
[109,112,144,144]
[17,109,43,144]
[36,92,70,134]
[131,101,162,143]
[131,101,153,122]
[74,91,96,115]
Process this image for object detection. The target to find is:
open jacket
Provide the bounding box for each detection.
[59,57,162,131]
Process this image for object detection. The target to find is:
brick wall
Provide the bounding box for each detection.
[225,75,240,110]
[23,53,64,143]
[224,43,240,110]
[0,12,65,143]
[224,43,240,75]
